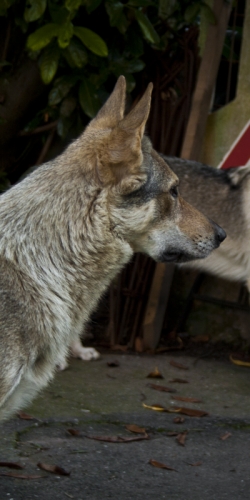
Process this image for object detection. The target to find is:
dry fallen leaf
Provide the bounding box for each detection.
[172,396,202,403]
[67,428,81,437]
[191,335,210,343]
[107,360,120,367]
[176,432,188,446]
[37,462,70,476]
[220,432,232,441]
[172,406,208,417]
[142,403,167,412]
[229,353,250,367]
[86,434,149,443]
[173,417,185,424]
[0,472,45,479]
[146,367,164,379]
[149,459,176,471]
[147,383,176,393]
[169,378,188,384]
[125,424,146,434]
[17,411,36,420]
[169,360,189,370]
[0,462,24,470]
[166,431,178,436]
[188,462,202,467]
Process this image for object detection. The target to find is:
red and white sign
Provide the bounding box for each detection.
[218,119,250,170]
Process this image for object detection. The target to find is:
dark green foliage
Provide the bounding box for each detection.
[1,0,215,140]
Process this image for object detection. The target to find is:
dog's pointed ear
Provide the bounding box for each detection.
[91,75,126,129]
[119,82,153,139]
[96,82,153,194]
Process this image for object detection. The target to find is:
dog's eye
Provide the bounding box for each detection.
[170,186,178,198]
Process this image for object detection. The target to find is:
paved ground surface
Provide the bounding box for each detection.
[1,350,250,499]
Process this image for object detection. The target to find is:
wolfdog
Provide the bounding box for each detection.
[164,156,249,290]
[0,76,225,421]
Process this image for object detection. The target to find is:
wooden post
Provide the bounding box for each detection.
[181,0,232,160]
[143,263,174,350]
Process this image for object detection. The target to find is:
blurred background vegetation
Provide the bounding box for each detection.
[0,0,217,188]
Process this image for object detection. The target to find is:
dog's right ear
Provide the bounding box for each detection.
[91,75,126,129]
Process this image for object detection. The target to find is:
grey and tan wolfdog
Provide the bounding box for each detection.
[164,156,250,290]
[0,76,226,421]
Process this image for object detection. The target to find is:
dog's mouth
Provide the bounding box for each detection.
[158,251,183,263]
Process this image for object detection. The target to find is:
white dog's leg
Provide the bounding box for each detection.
[70,339,100,361]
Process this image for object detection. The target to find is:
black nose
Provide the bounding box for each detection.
[211,220,227,244]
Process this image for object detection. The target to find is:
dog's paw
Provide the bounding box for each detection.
[71,342,100,361]
[57,359,69,371]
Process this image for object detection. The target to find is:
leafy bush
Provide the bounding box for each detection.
[0,0,216,141]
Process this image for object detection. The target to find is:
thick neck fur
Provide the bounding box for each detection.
[0,152,133,340]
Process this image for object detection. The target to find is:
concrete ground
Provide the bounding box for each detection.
[1,350,250,499]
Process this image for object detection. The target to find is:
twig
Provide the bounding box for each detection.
[19,121,58,136]
[35,128,56,166]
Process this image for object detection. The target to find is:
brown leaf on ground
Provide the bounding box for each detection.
[176,432,188,446]
[169,378,188,384]
[37,462,70,476]
[191,335,210,343]
[172,396,202,403]
[169,360,189,370]
[146,367,164,379]
[17,411,36,420]
[0,462,24,469]
[147,383,176,393]
[67,428,81,437]
[188,462,202,466]
[166,432,178,436]
[125,424,146,434]
[173,417,185,424]
[149,459,176,471]
[143,403,167,412]
[107,360,120,367]
[0,472,45,479]
[172,406,209,417]
[220,432,232,441]
[86,434,149,443]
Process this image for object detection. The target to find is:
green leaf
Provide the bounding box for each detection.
[0,0,16,16]
[79,78,101,118]
[57,22,74,48]
[125,26,144,57]
[63,38,88,67]
[158,0,177,20]
[24,0,47,22]
[60,96,76,117]
[124,73,136,92]
[184,3,200,23]
[49,76,78,105]
[105,2,128,33]
[39,43,60,84]
[83,0,102,14]
[74,26,108,56]
[65,0,82,11]
[134,10,160,45]
[200,2,217,25]
[48,2,69,23]
[27,23,59,51]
